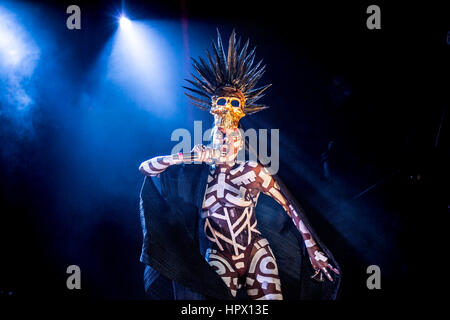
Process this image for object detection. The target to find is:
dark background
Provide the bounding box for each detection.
[0,0,447,301]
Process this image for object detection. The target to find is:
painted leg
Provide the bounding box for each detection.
[246,238,283,300]
[206,248,239,298]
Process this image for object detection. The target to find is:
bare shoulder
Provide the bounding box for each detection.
[245,161,271,174]
[240,160,264,173]
[242,161,273,182]
[245,160,260,169]
[227,161,260,177]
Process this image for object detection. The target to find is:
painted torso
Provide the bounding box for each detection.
[202,161,265,256]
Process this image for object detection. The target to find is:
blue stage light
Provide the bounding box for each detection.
[100,20,183,117]
[119,16,131,30]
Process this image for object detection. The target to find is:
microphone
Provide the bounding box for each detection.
[169,149,221,163]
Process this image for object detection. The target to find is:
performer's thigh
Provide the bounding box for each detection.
[205,248,239,298]
[246,239,283,300]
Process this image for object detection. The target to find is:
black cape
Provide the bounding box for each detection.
[139,163,341,299]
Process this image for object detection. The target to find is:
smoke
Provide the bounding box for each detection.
[0,5,41,165]
[0,7,40,116]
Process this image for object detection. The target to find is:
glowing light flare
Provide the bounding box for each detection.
[119,16,131,30]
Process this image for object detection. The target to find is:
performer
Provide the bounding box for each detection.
[139,30,340,300]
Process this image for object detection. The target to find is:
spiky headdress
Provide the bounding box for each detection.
[184,29,271,115]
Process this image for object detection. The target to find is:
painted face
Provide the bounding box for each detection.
[211,127,244,164]
[210,87,246,129]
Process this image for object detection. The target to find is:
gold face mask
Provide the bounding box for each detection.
[210,87,246,129]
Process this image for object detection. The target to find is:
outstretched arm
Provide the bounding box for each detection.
[139,145,216,177]
[256,165,339,282]
[139,154,179,177]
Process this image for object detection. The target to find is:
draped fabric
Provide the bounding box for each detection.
[139,163,341,299]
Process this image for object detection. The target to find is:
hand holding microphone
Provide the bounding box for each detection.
[163,145,220,165]
[191,144,220,163]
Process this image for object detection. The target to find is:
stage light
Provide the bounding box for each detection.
[97,20,183,117]
[119,16,131,30]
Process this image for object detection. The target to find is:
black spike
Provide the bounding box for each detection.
[242,59,263,83]
[189,101,210,111]
[244,65,266,91]
[246,84,272,100]
[197,56,216,87]
[243,104,269,115]
[191,58,215,88]
[211,40,224,84]
[244,49,256,71]
[239,39,250,61]
[227,29,237,82]
[216,29,228,80]
[237,46,256,84]
[182,85,211,99]
[246,94,265,105]
[235,37,241,56]
[184,92,211,109]
[236,40,249,82]
[186,77,214,96]
[205,49,219,83]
